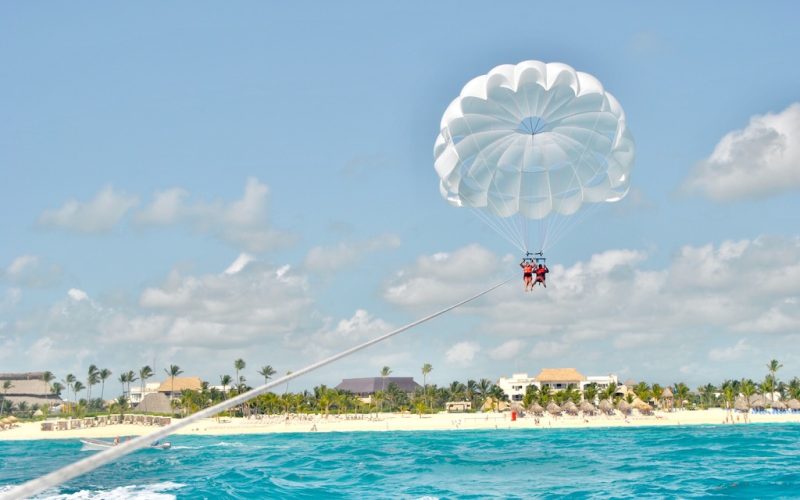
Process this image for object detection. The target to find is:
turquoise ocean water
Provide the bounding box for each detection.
[2,424,800,498]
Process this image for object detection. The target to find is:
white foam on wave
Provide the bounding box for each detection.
[0,481,187,499]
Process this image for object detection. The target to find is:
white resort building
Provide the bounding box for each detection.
[497,369,620,402]
[129,382,161,405]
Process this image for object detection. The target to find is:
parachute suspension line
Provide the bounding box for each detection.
[540,108,607,252]
[4,277,513,500]
[470,208,525,253]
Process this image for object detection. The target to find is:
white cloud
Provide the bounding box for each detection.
[381,236,800,383]
[445,341,480,366]
[67,288,89,302]
[310,309,393,351]
[305,234,401,273]
[489,339,525,361]
[709,339,754,362]
[224,253,255,275]
[2,255,63,288]
[135,178,294,252]
[683,103,800,201]
[39,186,139,232]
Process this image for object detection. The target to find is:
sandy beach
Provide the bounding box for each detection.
[2,410,799,441]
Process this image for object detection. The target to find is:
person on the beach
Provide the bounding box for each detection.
[520,259,534,291]
[533,263,549,288]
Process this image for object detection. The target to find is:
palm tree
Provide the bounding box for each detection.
[380,366,392,412]
[139,365,153,400]
[583,383,599,404]
[126,371,138,401]
[651,384,664,409]
[72,381,85,402]
[258,365,276,385]
[63,374,76,403]
[673,382,690,409]
[761,375,776,407]
[99,369,112,401]
[767,359,783,381]
[421,363,432,408]
[87,364,99,401]
[43,371,55,393]
[741,379,756,417]
[539,384,553,405]
[164,365,183,400]
[220,375,233,397]
[1,380,12,417]
[234,359,246,392]
[118,372,129,398]
[51,382,64,399]
[788,377,800,400]
[466,379,478,407]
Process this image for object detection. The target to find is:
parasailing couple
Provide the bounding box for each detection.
[520,258,548,292]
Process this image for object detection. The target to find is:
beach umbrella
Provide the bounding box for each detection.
[750,396,766,409]
[734,398,749,411]
[617,401,631,414]
[580,401,596,414]
[563,401,578,415]
[787,399,800,410]
[772,400,787,410]
[546,402,562,415]
[599,399,612,412]
[529,403,544,415]
[8,416,18,423]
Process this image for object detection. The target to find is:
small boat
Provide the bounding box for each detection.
[80,438,171,451]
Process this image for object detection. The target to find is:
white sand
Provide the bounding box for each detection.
[2,409,799,441]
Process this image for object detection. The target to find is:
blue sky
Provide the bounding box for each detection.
[2,2,800,393]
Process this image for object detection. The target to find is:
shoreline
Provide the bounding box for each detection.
[2,409,800,441]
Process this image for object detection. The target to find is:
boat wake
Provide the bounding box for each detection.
[0,482,186,499]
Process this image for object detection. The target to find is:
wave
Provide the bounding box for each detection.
[0,482,186,500]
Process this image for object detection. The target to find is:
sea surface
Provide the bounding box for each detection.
[2,424,800,498]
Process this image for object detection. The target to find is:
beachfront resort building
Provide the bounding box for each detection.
[497,373,538,402]
[497,369,620,402]
[157,376,203,399]
[335,377,422,404]
[129,382,161,405]
[0,372,62,408]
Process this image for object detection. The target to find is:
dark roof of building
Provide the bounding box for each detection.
[0,372,47,381]
[335,377,421,394]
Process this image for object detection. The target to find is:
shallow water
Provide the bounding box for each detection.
[2,424,800,498]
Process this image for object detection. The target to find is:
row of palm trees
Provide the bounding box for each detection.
[8,358,799,419]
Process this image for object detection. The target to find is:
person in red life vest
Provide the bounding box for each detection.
[520,259,534,291]
[533,263,549,288]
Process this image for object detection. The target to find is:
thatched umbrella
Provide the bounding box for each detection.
[563,401,578,415]
[734,397,749,412]
[787,399,800,410]
[7,416,18,423]
[580,401,596,414]
[634,399,653,415]
[750,396,766,409]
[772,400,787,410]
[0,417,10,427]
[599,399,613,414]
[33,409,44,417]
[510,402,524,415]
[617,400,631,414]
[547,402,562,415]
[529,403,544,416]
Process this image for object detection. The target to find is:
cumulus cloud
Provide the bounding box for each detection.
[708,339,754,362]
[305,234,401,273]
[382,237,800,382]
[489,339,525,361]
[683,103,800,201]
[1,255,63,288]
[445,341,481,366]
[136,178,294,252]
[39,186,139,232]
[383,244,507,307]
